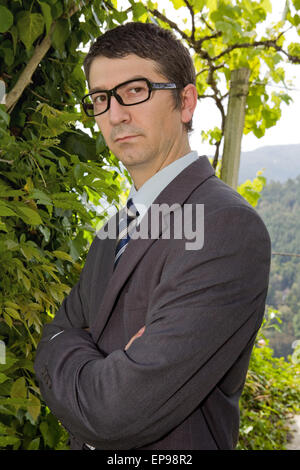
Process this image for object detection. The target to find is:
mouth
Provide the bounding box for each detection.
[115,135,139,143]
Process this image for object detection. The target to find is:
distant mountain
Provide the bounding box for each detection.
[238,144,300,184]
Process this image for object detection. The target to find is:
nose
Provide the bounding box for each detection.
[108,95,131,126]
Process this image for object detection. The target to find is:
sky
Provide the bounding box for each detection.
[118,0,300,154]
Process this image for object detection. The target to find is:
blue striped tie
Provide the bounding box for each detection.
[114,198,139,269]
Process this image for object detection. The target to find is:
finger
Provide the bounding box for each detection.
[137,326,145,336]
[125,326,146,350]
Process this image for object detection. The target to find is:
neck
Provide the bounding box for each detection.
[129,139,191,191]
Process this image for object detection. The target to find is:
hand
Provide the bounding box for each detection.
[125,326,145,351]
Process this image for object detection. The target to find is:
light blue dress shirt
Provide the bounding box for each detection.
[127,151,200,226]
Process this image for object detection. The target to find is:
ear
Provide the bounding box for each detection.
[180,84,198,125]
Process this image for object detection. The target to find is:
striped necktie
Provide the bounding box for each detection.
[114,198,139,269]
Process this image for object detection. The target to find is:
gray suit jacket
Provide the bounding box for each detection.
[34,156,271,450]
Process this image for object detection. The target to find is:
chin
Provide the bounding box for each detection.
[116,151,149,167]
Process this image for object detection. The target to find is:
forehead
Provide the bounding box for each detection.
[88,54,165,90]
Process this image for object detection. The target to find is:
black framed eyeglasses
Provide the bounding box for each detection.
[81,78,182,117]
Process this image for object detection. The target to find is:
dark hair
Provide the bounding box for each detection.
[83,22,196,132]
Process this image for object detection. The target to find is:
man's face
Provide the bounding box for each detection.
[88,54,187,179]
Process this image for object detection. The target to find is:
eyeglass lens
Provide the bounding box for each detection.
[83,79,150,116]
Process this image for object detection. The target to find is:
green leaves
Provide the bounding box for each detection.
[245,78,285,140]
[288,41,300,57]
[10,377,27,402]
[170,0,186,9]
[206,0,218,13]
[0,202,16,217]
[261,0,272,14]
[17,12,45,51]
[210,2,242,43]
[61,129,97,161]
[238,307,300,450]
[0,435,20,447]
[214,18,242,41]
[131,2,147,20]
[238,171,267,208]
[51,19,70,53]
[0,199,43,226]
[31,103,79,137]
[27,392,41,423]
[38,1,52,35]
[0,106,10,127]
[39,413,68,449]
[0,6,14,33]
[293,0,300,10]
[14,204,43,226]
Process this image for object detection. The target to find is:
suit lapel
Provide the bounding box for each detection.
[91,156,215,344]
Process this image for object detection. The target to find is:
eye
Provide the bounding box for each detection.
[93,94,107,104]
[129,86,143,94]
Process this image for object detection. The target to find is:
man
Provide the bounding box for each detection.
[34,22,271,450]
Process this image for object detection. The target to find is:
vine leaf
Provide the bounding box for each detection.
[0,5,14,33]
[17,12,45,51]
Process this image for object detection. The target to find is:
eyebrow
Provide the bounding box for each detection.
[88,76,148,94]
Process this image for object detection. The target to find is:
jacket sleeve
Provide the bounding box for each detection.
[34,206,271,450]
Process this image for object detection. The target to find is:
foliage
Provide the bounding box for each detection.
[237,169,267,207]
[255,175,300,358]
[143,0,300,166]
[238,308,300,450]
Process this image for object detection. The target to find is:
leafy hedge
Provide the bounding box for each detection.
[238,310,300,450]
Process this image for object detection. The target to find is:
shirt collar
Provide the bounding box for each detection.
[127,151,199,223]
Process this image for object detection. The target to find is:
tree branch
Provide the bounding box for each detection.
[5,1,85,113]
[212,37,300,64]
[183,0,195,41]
[196,62,225,76]
[199,13,214,31]
[194,30,222,48]
[5,26,54,113]
[197,93,215,99]
[149,9,190,42]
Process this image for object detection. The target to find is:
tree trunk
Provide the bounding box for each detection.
[5,29,54,113]
[220,67,250,189]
